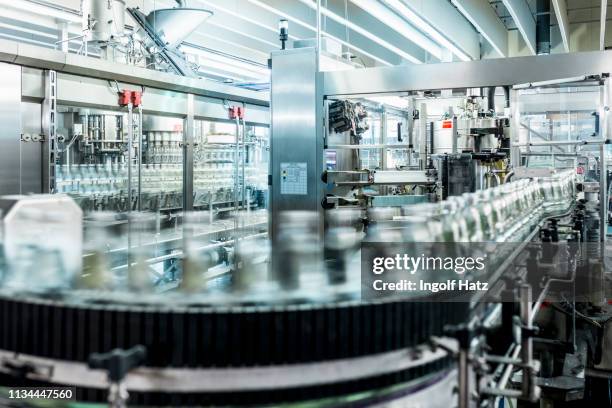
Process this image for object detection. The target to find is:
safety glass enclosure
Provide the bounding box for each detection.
[514,78,608,171]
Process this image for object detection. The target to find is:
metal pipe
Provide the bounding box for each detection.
[242,115,247,214]
[513,76,588,90]
[127,104,133,212]
[599,143,607,242]
[234,115,240,233]
[536,0,551,55]
[137,106,143,211]
[112,232,268,271]
[517,139,606,147]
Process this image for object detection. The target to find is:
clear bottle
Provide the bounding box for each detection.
[126,212,158,293]
[3,207,79,292]
[181,211,219,293]
[79,211,119,290]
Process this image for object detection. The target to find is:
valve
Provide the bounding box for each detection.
[89,345,146,408]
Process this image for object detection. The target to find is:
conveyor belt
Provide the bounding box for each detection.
[0,295,467,405]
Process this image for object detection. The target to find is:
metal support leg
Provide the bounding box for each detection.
[234,115,241,232]
[458,348,470,408]
[520,284,536,401]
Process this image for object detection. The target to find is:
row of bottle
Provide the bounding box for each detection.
[366,168,577,243]
[0,209,272,296]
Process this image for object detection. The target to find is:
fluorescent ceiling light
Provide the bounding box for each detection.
[182,46,269,75]
[381,0,472,62]
[350,0,442,59]
[245,0,393,66]
[297,0,422,64]
[182,45,269,80]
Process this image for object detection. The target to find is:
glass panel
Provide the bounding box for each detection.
[141,114,184,212]
[385,114,411,169]
[517,84,602,169]
[55,107,131,212]
[359,114,381,169]
[193,120,269,235]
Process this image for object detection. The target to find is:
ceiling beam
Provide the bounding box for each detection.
[501,0,536,55]
[349,0,442,60]
[296,0,424,63]
[386,0,480,61]
[552,0,570,53]
[451,0,508,57]
[601,0,608,51]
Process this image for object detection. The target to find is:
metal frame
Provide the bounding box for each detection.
[183,94,195,211]
[0,39,268,106]
[41,69,57,194]
[321,50,612,96]
[3,41,270,215]
[314,50,612,241]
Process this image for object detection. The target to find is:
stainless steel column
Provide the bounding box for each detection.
[0,63,22,195]
[183,94,194,211]
[270,48,320,241]
[510,88,521,169]
[600,79,610,242]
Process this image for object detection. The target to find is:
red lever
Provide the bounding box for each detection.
[118,89,132,107]
[131,91,142,107]
[118,90,143,107]
[228,106,245,120]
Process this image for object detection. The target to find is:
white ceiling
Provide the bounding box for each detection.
[0,0,609,87]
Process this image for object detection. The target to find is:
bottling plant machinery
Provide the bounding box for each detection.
[1,35,612,408]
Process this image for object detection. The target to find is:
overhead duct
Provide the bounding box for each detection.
[536,0,551,55]
[127,5,213,77]
[487,86,511,112]
[145,7,212,49]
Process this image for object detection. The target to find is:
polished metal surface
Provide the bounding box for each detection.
[0,62,21,195]
[433,118,499,154]
[184,94,195,211]
[86,0,126,43]
[322,50,612,96]
[145,8,212,49]
[0,340,451,392]
[19,102,43,194]
[270,48,321,239]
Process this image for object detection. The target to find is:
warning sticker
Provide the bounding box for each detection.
[280,162,307,195]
